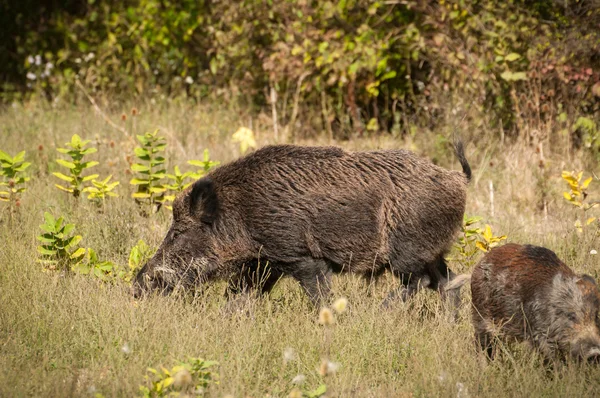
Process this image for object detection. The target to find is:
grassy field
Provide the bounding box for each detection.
[1,100,599,397]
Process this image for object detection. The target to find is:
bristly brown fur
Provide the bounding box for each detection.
[133,143,472,307]
[469,243,600,364]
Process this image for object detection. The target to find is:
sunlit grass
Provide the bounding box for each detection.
[0,100,599,397]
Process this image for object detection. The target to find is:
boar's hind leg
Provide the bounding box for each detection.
[290,258,332,307]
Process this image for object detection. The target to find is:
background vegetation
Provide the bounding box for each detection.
[2,0,600,146]
[1,0,600,397]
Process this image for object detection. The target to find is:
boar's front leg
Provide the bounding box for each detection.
[225,261,283,299]
[290,258,332,307]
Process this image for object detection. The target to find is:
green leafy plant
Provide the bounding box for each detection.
[130,130,167,213]
[187,149,220,179]
[72,248,116,281]
[475,224,508,252]
[0,149,31,212]
[83,175,120,205]
[53,134,99,198]
[453,215,507,266]
[453,215,483,267]
[139,357,219,397]
[162,166,195,210]
[36,212,85,270]
[562,170,598,232]
[119,239,155,283]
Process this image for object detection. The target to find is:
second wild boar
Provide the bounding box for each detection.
[446,243,600,363]
[133,142,472,307]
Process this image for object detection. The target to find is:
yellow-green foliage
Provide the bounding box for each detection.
[0,149,30,212]
[452,215,507,268]
[72,248,116,282]
[187,149,220,179]
[36,212,85,270]
[119,239,155,283]
[562,170,598,233]
[53,134,99,198]
[139,357,219,397]
[3,102,600,398]
[83,175,120,204]
[130,130,167,212]
[162,166,195,211]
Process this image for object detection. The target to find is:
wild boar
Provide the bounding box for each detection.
[133,142,472,308]
[446,243,600,363]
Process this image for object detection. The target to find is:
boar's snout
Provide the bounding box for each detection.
[570,333,600,364]
[132,259,172,299]
[586,349,600,364]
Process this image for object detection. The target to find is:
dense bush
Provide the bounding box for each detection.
[2,0,599,143]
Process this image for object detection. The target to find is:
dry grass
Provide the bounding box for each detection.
[0,100,599,397]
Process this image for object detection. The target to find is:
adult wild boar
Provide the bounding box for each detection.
[446,243,600,363]
[133,142,472,307]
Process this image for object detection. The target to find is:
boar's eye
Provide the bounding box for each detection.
[567,312,578,322]
[171,229,182,239]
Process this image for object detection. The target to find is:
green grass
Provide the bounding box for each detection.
[1,100,599,397]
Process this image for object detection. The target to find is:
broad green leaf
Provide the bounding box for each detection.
[13,151,26,162]
[132,192,151,199]
[586,217,596,225]
[134,147,150,158]
[56,159,76,169]
[63,224,75,236]
[582,177,593,190]
[563,192,573,201]
[66,235,83,248]
[37,246,57,256]
[53,172,74,182]
[82,174,100,182]
[71,247,86,259]
[130,178,150,185]
[131,163,150,172]
[504,53,521,62]
[43,212,56,225]
[0,150,12,162]
[82,161,99,169]
[36,234,56,243]
[14,162,31,171]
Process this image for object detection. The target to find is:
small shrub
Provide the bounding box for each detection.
[72,248,116,281]
[130,130,167,213]
[36,212,85,270]
[562,170,598,232]
[53,134,99,198]
[139,357,219,397]
[0,149,31,212]
[187,149,220,179]
[162,166,195,210]
[83,175,120,206]
[119,239,155,283]
[475,224,507,253]
[452,215,507,267]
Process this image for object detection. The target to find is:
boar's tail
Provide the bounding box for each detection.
[444,273,471,292]
[453,140,472,182]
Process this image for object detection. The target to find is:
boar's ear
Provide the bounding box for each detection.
[580,274,598,286]
[189,177,218,224]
